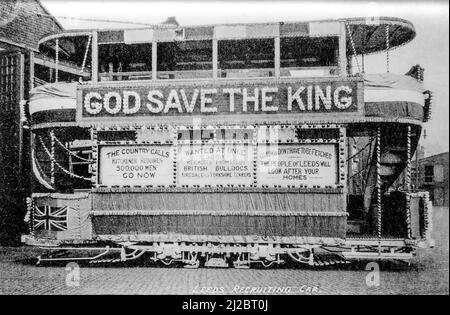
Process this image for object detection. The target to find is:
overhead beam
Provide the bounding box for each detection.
[34,56,91,77]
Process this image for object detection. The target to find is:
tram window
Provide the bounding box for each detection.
[58,36,92,70]
[157,40,212,79]
[38,39,56,61]
[280,36,338,77]
[218,38,274,78]
[98,43,152,81]
[71,150,92,190]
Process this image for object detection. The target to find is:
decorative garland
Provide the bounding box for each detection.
[32,141,55,191]
[50,130,55,184]
[55,38,59,82]
[376,127,382,251]
[92,186,344,194]
[385,24,390,73]
[405,125,411,190]
[90,210,348,217]
[91,129,98,186]
[80,34,92,74]
[52,132,93,163]
[423,192,433,241]
[38,135,92,181]
[346,23,361,74]
[423,90,433,122]
[25,197,34,237]
[405,193,412,239]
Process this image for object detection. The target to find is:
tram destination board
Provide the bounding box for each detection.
[78,78,363,120]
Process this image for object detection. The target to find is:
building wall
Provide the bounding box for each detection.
[0,0,62,245]
[418,152,449,207]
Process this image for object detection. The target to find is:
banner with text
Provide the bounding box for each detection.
[99,145,173,186]
[257,144,337,187]
[177,144,254,186]
[80,79,360,119]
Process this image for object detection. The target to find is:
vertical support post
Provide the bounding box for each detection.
[347,135,353,193]
[385,24,390,73]
[172,126,178,186]
[18,54,25,185]
[406,125,412,191]
[26,197,34,237]
[212,39,218,79]
[55,38,59,82]
[339,22,347,77]
[152,41,157,81]
[252,125,258,188]
[405,124,412,239]
[50,130,55,185]
[345,23,361,74]
[274,36,280,78]
[29,51,35,89]
[376,126,382,251]
[339,127,347,190]
[92,31,98,83]
[91,128,98,188]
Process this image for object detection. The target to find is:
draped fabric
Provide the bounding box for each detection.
[28,83,77,116]
[92,214,347,238]
[91,191,347,239]
[364,102,423,120]
[363,73,425,106]
[363,73,425,120]
[92,192,346,213]
[364,73,425,92]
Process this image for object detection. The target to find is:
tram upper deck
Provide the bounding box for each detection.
[29,16,430,129]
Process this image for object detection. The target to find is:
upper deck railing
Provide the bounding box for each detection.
[33,17,415,85]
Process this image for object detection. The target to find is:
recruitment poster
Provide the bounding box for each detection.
[99,145,173,186]
[257,144,337,187]
[177,144,254,186]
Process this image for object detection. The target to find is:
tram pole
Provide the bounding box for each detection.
[406,125,412,239]
[376,126,382,253]
[406,125,412,191]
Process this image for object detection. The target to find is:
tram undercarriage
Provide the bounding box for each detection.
[24,236,429,268]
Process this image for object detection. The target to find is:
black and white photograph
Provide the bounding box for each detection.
[0,0,448,299]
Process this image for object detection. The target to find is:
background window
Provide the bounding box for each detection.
[424,165,434,183]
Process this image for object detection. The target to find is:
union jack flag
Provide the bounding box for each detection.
[33,205,68,231]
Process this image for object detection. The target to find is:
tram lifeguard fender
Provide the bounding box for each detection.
[363,73,426,120]
[29,83,77,124]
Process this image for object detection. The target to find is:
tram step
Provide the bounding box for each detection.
[313,255,349,266]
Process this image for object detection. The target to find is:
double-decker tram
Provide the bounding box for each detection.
[22,17,434,267]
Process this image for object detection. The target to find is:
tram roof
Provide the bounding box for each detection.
[38,16,415,55]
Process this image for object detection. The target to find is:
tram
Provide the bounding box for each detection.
[21,16,434,267]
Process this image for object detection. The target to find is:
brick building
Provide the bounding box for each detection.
[417,152,449,206]
[0,0,62,244]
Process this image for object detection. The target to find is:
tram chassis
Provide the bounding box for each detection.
[23,236,432,268]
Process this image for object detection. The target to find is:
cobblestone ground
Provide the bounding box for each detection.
[0,207,448,295]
